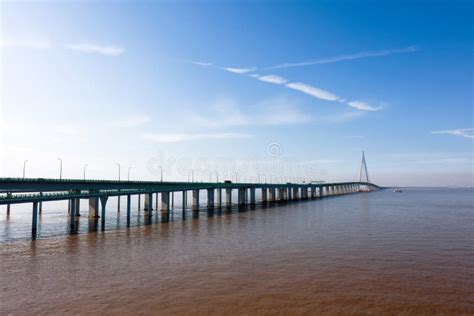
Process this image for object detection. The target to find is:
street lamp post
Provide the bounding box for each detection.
[188,169,194,182]
[83,163,88,180]
[215,171,219,183]
[116,162,121,211]
[158,166,163,182]
[116,163,121,181]
[128,167,132,181]
[57,158,62,180]
[22,160,28,178]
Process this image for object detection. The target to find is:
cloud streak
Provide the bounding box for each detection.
[223,67,256,74]
[346,101,382,112]
[258,75,288,85]
[286,82,340,102]
[268,46,418,69]
[65,43,124,56]
[432,128,474,140]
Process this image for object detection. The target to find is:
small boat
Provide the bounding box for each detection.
[393,189,403,193]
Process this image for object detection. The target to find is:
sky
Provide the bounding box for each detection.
[0,1,472,187]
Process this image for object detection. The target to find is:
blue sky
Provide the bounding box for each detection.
[1,1,472,186]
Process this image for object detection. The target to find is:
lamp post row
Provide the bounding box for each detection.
[19,161,311,184]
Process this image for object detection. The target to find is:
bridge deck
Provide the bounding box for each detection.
[0,178,381,205]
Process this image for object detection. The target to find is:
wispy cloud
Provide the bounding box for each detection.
[223,67,256,74]
[65,43,124,56]
[142,132,252,143]
[268,46,418,69]
[190,59,384,112]
[286,82,340,102]
[0,39,50,49]
[432,128,474,140]
[346,101,382,112]
[257,75,288,85]
[191,61,213,66]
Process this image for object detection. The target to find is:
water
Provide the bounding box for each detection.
[1,188,473,314]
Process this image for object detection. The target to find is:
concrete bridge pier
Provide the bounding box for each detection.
[277,188,285,201]
[70,198,77,226]
[144,193,153,212]
[88,197,99,218]
[100,196,108,224]
[299,187,304,199]
[75,199,81,216]
[237,188,245,207]
[171,192,174,209]
[182,190,187,211]
[161,192,170,212]
[216,188,222,208]
[39,193,43,214]
[32,201,38,238]
[155,193,159,211]
[137,194,141,212]
[225,188,232,207]
[6,192,11,216]
[207,189,215,209]
[292,187,299,200]
[249,188,256,205]
[192,190,200,211]
[261,188,267,203]
[268,188,275,202]
[126,195,131,224]
[287,187,292,200]
[311,187,316,198]
[117,196,120,212]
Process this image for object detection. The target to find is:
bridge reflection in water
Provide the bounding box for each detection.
[0,178,381,239]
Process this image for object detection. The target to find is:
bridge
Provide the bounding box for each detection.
[0,177,381,239]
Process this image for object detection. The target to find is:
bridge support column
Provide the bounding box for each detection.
[277,188,284,201]
[311,186,316,198]
[303,187,308,198]
[89,197,100,218]
[268,188,275,202]
[207,189,215,209]
[117,196,120,212]
[238,188,245,207]
[100,196,108,224]
[261,188,267,203]
[137,194,141,211]
[161,192,170,212]
[75,199,81,216]
[216,188,222,208]
[250,188,256,205]
[182,191,187,211]
[70,198,76,226]
[287,187,292,200]
[155,193,159,210]
[144,193,153,211]
[126,195,131,224]
[225,188,232,207]
[192,190,200,211]
[6,192,11,216]
[292,187,299,200]
[39,193,43,214]
[32,201,38,238]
